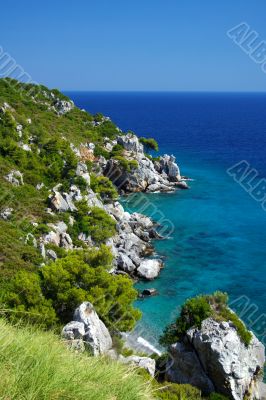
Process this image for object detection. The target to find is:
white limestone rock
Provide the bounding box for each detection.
[117,133,144,154]
[76,162,90,185]
[137,259,162,280]
[166,318,265,400]
[73,302,113,356]
[5,170,24,186]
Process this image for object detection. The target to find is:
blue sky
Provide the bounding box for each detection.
[1,0,266,91]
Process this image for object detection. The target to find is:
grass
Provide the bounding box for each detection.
[0,319,152,400]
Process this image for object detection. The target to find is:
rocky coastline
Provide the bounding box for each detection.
[1,82,265,400]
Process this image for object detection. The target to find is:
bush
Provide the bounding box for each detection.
[154,383,202,400]
[41,252,141,331]
[80,206,117,244]
[3,270,57,328]
[114,155,139,172]
[0,319,152,400]
[90,174,118,202]
[160,292,252,347]
[209,393,229,400]
[140,137,159,152]
[160,295,212,346]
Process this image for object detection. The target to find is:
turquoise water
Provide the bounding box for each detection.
[122,160,266,343]
[67,92,266,345]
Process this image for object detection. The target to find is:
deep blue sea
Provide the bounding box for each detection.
[66,92,266,346]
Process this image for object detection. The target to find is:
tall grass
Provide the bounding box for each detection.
[0,319,152,400]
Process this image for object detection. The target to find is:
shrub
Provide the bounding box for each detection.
[160,292,252,347]
[154,383,202,400]
[79,206,117,244]
[90,174,118,202]
[3,270,57,328]
[209,393,229,400]
[160,295,212,346]
[114,155,139,171]
[140,137,159,152]
[110,143,124,157]
[41,252,141,330]
[94,144,110,159]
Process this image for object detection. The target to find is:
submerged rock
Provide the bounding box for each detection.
[139,288,158,297]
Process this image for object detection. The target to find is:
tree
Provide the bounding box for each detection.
[41,252,141,331]
[140,137,159,152]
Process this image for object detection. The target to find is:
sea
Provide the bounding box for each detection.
[66,91,266,347]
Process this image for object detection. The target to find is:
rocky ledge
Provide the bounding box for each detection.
[104,133,189,193]
[166,318,265,400]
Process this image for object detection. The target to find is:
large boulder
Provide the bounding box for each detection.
[62,321,86,340]
[73,302,113,356]
[166,318,265,400]
[137,259,162,280]
[49,190,77,212]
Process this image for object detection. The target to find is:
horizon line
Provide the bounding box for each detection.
[63,89,266,94]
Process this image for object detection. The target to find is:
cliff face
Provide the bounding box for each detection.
[166,318,265,400]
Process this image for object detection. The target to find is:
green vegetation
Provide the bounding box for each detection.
[69,201,117,245]
[0,319,152,400]
[0,79,235,400]
[90,174,118,201]
[160,292,252,347]
[140,137,159,152]
[42,251,141,330]
[154,383,202,400]
[114,155,139,171]
[2,246,141,331]
[0,79,142,332]
[0,318,229,400]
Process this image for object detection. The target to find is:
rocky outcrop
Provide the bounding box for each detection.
[43,221,73,251]
[49,187,77,212]
[53,99,74,115]
[104,133,188,193]
[105,201,164,279]
[76,162,90,185]
[154,154,181,182]
[119,355,156,377]
[117,133,144,154]
[166,318,265,400]
[5,170,24,186]
[62,302,113,356]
